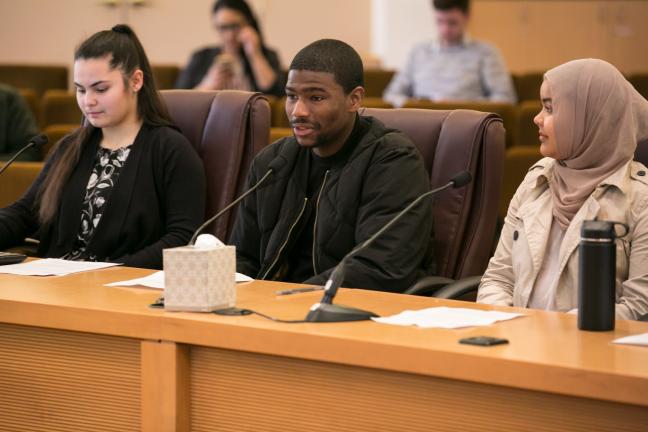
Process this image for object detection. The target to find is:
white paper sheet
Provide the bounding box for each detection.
[612,333,648,347]
[105,270,166,289]
[372,307,524,329]
[105,270,253,289]
[0,258,120,276]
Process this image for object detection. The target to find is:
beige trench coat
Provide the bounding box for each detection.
[478,158,648,320]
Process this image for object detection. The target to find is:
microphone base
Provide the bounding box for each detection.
[305,302,378,323]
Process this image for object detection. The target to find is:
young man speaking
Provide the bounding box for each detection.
[230,39,434,292]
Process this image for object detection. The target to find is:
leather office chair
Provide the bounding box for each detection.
[359,107,506,299]
[0,65,68,99]
[161,90,270,241]
[512,72,544,103]
[402,100,516,148]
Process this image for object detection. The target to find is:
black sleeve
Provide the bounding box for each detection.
[229,159,262,278]
[175,50,213,89]
[115,137,206,268]
[304,138,433,293]
[0,88,40,161]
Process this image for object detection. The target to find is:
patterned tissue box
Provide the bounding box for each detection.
[163,245,236,312]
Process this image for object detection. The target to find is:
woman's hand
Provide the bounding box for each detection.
[196,58,234,90]
[238,26,262,57]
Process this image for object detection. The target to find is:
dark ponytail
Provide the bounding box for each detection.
[38,24,173,225]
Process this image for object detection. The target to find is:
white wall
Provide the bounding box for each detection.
[0,0,372,70]
[371,0,436,70]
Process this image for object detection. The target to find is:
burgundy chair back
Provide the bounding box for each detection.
[360,108,505,279]
[161,90,270,241]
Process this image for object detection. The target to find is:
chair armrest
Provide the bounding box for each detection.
[431,275,482,300]
[404,276,456,296]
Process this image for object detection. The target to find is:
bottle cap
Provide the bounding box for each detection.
[581,220,615,240]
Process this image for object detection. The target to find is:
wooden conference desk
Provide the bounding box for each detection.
[1,265,647,432]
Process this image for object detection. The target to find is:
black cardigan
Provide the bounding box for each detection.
[0,124,206,269]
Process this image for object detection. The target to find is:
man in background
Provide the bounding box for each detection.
[384,0,516,107]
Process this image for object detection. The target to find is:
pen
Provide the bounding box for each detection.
[275,286,324,296]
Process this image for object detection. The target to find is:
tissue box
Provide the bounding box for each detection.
[163,245,236,312]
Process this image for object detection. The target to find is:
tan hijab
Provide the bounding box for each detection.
[544,59,648,229]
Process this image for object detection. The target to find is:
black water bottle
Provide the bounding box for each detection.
[578,220,627,331]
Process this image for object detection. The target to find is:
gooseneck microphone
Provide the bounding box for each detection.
[188,154,287,245]
[0,134,48,177]
[306,170,473,323]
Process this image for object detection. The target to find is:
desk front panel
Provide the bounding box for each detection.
[0,323,140,432]
[189,344,648,432]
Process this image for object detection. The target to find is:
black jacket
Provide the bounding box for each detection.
[0,84,40,161]
[0,124,205,269]
[175,46,285,96]
[230,116,434,292]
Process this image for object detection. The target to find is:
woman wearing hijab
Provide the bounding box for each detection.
[478,59,648,320]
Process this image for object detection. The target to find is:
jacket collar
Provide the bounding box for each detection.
[279,116,390,174]
[528,157,632,197]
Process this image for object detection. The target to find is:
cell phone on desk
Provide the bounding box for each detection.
[0,251,27,265]
[459,336,509,346]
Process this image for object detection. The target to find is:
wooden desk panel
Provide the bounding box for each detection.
[0,323,140,432]
[190,345,647,432]
[1,266,648,431]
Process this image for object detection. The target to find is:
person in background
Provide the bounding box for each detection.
[478,59,648,320]
[230,39,435,292]
[175,0,284,96]
[0,25,205,269]
[383,0,516,107]
[0,83,40,161]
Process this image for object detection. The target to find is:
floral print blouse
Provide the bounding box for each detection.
[63,145,132,261]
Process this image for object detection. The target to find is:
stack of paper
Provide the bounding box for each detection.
[0,259,120,276]
[105,270,253,289]
[612,333,648,347]
[373,307,524,329]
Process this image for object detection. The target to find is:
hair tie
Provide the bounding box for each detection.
[111,24,133,36]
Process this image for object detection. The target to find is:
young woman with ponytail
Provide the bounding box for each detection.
[0,25,205,269]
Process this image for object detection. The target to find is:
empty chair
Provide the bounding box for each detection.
[0,65,68,99]
[500,146,542,220]
[17,89,38,121]
[160,90,270,241]
[40,90,83,128]
[512,72,544,103]
[0,162,43,208]
[151,65,181,90]
[516,100,542,147]
[364,69,396,98]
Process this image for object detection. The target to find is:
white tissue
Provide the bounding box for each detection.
[194,234,225,249]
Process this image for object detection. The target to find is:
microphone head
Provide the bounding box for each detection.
[268,155,287,174]
[29,134,48,149]
[451,171,472,188]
